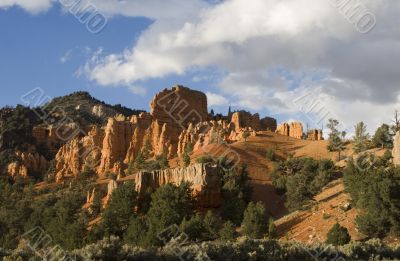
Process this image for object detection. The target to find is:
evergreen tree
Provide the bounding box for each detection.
[144,183,194,246]
[326,223,351,246]
[91,191,102,217]
[124,216,147,246]
[353,121,370,153]
[203,210,221,240]
[327,119,346,160]
[243,130,251,142]
[241,202,268,238]
[180,214,206,241]
[210,109,215,116]
[268,216,277,239]
[158,153,169,169]
[373,124,393,149]
[101,181,138,237]
[219,221,237,241]
[221,166,252,225]
[183,152,191,167]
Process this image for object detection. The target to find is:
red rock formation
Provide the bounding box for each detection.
[7,149,48,178]
[131,163,221,208]
[150,85,208,127]
[307,129,324,141]
[55,126,104,181]
[230,111,261,132]
[276,122,304,139]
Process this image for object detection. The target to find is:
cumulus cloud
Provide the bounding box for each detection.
[206,92,229,107]
[0,0,52,14]
[81,0,400,132]
[4,0,399,133]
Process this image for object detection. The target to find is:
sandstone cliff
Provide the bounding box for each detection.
[53,86,276,180]
[150,85,208,126]
[7,149,48,178]
[307,129,324,141]
[276,122,303,139]
[128,163,221,208]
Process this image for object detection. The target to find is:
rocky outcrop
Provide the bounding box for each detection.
[276,122,304,139]
[150,85,208,127]
[307,129,324,141]
[132,163,221,208]
[55,126,104,182]
[230,111,261,132]
[393,131,400,166]
[7,150,48,178]
[98,115,134,174]
[53,86,274,181]
[106,179,118,201]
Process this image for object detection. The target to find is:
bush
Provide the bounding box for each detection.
[241,202,268,238]
[266,149,276,161]
[221,166,252,225]
[272,158,337,212]
[180,214,206,241]
[326,223,351,246]
[219,221,237,241]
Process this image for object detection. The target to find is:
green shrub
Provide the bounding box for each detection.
[219,221,237,241]
[241,202,268,238]
[266,149,276,161]
[326,223,351,246]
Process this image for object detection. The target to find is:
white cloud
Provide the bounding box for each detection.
[81,0,400,132]
[206,92,229,107]
[0,0,52,14]
[60,49,73,64]
[3,0,399,134]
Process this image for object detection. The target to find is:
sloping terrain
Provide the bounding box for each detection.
[275,179,364,243]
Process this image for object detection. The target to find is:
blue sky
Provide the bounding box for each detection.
[0,0,399,134]
[0,3,234,115]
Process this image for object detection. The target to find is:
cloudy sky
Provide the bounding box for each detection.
[0,0,399,134]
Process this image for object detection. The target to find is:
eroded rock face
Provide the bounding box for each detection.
[150,85,208,127]
[276,122,304,139]
[55,126,104,182]
[7,150,48,178]
[230,111,260,132]
[54,86,273,181]
[307,129,324,141]
[393,131,400,166]
[133,163,221,208]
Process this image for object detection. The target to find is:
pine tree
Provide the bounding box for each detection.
[183,152,191,167]
[144,183,193,246]
[101,181,138,237]
[158,153,169,169]
[219,221,237,241]
[91,191,102,217]
[326,223,351,246]
[203,210,222,240]
[243,130,251,142]
[373,124,393,149]
[327,119,346,160]
[268,216,277,239]
[241,202,268,238]
[353,121,370,153]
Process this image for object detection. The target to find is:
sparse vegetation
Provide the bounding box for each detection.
[326,223,351,246]
[271,158,338,211]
